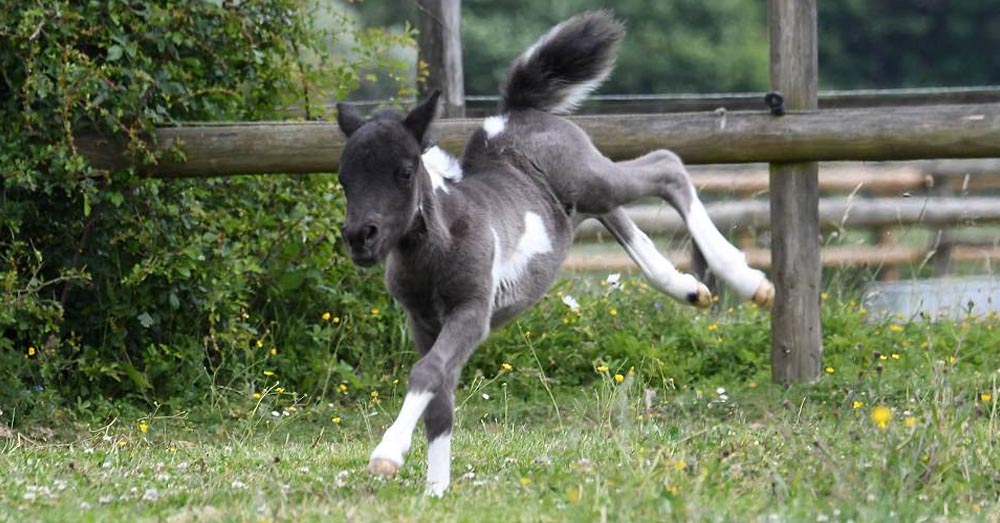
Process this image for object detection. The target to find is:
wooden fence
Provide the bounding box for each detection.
[77,0,1000,385]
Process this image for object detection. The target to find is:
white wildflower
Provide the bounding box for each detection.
[561,294,581,312]
[335,470,349,488]
[482,393,490,400]
[231,480,248,490]
[141,488,159,502]
[605,273,622,289]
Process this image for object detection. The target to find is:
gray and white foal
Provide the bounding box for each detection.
[335,12,773,496]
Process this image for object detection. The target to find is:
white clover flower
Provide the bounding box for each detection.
[605,273,622,289]
[561,294,581,312]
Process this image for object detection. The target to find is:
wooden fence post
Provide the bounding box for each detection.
[769,0,823,384]
[416,0,465,118]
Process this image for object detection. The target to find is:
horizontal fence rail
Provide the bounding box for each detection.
[573,197,1000,240]
[79,103,1000,177]
[563,244,1000,272]
[331,85,1000,116]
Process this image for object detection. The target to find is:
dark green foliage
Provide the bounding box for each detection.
[0,0,414,421]
[819,0,1000,88]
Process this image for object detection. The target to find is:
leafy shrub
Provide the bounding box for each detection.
[0,0,415,421]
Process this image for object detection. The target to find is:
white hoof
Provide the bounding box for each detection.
[425,481,449,497]
[369,456,401,477]
[752,279,775,308]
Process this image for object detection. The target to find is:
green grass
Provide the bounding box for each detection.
[3,298,1000,522]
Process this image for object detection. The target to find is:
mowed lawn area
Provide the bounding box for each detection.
[3,302,999,522]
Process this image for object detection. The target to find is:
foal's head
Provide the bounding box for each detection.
[335,92,440,267]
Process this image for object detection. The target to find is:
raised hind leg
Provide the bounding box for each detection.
[610,150,774,306]
[595,208,712,307]
[545,133,773,305]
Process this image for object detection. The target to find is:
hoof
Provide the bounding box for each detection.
[752,280,775,308]
[686,283,713,309]
[369,458,400,477]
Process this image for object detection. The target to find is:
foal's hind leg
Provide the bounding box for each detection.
[596,208,712,307]
[570,149,774,306]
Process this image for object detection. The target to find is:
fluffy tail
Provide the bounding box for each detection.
[501,11,624,115]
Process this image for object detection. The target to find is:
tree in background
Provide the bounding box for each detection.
[818,0,1000,89]
[356,0,999,95]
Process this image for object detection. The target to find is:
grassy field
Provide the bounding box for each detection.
[3,298,999,522]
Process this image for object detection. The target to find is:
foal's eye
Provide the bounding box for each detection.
[396,164,415,182]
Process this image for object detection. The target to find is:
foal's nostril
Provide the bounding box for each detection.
[362,224,379,245]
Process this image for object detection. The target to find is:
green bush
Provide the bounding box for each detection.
[0,0,415,421]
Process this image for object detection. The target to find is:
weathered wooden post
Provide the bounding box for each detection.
[768,0,823,383]
[416,0,465,117]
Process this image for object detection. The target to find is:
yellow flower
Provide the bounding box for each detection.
[673,459,687,471]
[501,363,513,372]
[321,312,331,321]
[332,416,342,425]
[138,422,149,434]
[870,405,892,429]
[338,383,348,394]
[981,393,992,403]
[275,387,285,394]
[889,324,904,333]
[707,323,718,332]
[370,390,379,399]
[596,364,609,374]
[269,346,277,356]
[608,308,617,317]
[370,307,380,316]
[263,370,275,377]
[825,366,835,374]
[252,392,262,400]
[333,316,341,324]
[256,339,264,348]
[614,373,625,383]
[820,292,829,300]
[852,400,864,409]
[27,346,37,357]
[518,477,532,487]
[891,353,900,360]
[904,416,917,428]
[118,439,127,447]
[666,485,680,495]
[948,356,958,365]
[565,486,581,503]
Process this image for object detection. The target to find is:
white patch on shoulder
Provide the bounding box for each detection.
[421,146,463,194]
[483,115,508,139]
[490,212,553,307]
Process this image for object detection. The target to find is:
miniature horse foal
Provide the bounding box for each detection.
[335,12,773,496]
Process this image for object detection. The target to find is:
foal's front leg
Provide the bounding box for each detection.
[368,303,490,496]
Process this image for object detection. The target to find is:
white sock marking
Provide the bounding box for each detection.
[483,115,508,139]
[490,212,553,307]
[620,219,700,300]
[425,432,452,497]
[685,189,766,299]
[370,391,434,467]
[421,146,463,194]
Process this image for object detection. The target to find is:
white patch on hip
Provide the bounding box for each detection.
[425,432,451,497]
[421,146,463,194]
[483,115,508,139]
[685,187,766,299]
[369,391,434,468]
[619,219,700,299]
[490,211,553,307]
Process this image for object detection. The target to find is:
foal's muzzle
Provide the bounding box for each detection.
[342,221,381,267]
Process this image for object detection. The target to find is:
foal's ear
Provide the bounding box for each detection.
[336,103,366,137]
[403,90,441,144]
